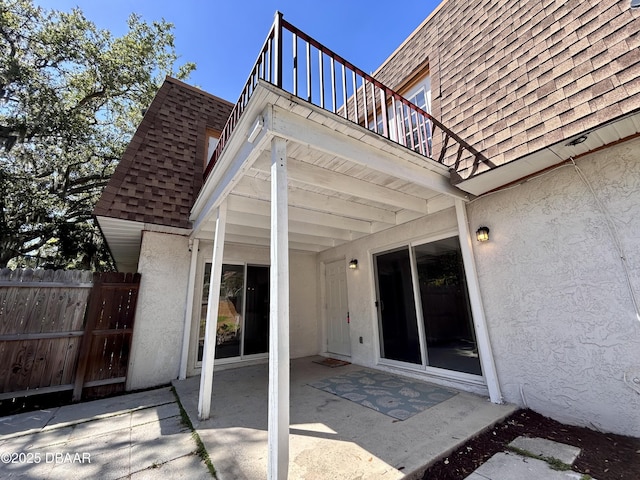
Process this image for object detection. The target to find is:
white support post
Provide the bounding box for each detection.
[455,198,503,404]
[268,136,290,480]
[179,238,200,380]
[198,201,228,420]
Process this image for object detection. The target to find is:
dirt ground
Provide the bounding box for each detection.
[421,409,640,480]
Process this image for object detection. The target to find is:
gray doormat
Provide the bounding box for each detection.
[308,370,457,420]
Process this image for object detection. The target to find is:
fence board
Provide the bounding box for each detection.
[73,272,140,401]
[0,269,140,402]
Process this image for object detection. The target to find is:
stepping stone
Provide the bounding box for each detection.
[465,452,592,480]
[508,436,581,465]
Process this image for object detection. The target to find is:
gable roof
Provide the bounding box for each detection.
[93,77,234,229]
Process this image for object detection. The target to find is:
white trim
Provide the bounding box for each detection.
[368,225,458,257]
[368,248,384,363]
[408,245,428,366]
[454,198,503,404]
[375,360,489,396]
[377,358,485,385]
[179,238,199,379]
[268,136,290,480]
[198,200,228,420]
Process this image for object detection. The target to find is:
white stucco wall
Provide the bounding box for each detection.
[127,231,191,390]
[467,137,640,437]
[186,243,318,375]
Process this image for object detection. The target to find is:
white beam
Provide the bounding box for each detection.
[198,201,228,420]
[270,104,468,200]
[252,157,429,214]
[224,223,340,247]
[227,210,359,241]
[224,233,324,252]
[268,136,290,480]
[455,198,502,404]
[234,176,396,225]
[179,238,199,380]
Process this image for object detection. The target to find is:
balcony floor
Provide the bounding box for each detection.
[173,357,516,479]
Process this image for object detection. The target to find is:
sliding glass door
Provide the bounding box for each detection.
[375,248,421,364]
[198,263,269,362]
[375,236,482,376]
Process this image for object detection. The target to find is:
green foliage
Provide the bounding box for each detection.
[0,0,195,270]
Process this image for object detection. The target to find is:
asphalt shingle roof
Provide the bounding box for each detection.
[93,77,234,229]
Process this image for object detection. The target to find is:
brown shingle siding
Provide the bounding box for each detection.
[94,77,233,229]
[375,0,639,166]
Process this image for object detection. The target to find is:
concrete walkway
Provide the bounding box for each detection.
[173,357,517,480]
[0,387,212,479]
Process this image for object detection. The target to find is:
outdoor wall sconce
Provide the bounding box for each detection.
[476,226,490,242]
[349,259,358,269]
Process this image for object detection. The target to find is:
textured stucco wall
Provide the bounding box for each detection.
[127,231,191,390]
[467,137,640,437]
[186,243,318,375]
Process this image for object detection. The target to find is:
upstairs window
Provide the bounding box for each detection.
[397,74,431,156]
[204,128,221,168]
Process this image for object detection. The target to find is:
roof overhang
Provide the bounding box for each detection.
[454,109,640,196]
[96,216,191,272]
[190,81,471,252]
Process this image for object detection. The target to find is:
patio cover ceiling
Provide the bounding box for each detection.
[190,81,470,250]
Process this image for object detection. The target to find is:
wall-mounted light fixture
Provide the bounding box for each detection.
[349,259,358,269]
[476,226,490,242]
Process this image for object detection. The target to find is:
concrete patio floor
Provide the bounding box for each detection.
[173,356,517,480]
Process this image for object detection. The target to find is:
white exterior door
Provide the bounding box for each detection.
[325,259,351,356]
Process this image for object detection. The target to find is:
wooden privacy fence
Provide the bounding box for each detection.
[0,269,141,402]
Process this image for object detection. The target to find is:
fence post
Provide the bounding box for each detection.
[72,273,102,402]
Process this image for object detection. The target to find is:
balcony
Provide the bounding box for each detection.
[205,12,491,181]
[191,13,490,253]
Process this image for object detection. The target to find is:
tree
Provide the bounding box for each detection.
[0,0,195,270]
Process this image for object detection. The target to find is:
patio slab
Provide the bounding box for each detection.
[0,386,212,479]
[173,356,517,480]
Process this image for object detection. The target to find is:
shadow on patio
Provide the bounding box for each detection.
[173,357,515,480]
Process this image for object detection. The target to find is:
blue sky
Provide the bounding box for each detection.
[37,1,441,102]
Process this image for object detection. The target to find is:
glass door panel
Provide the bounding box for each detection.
[243,265,269,355]
[215,264,244,359]
[198,264,244,361]
[375,248,421,364]
[414,237,481,375]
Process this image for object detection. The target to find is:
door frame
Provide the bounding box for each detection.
[370,230,487,386]
[193,260,270,369]
[320,257,351,358]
